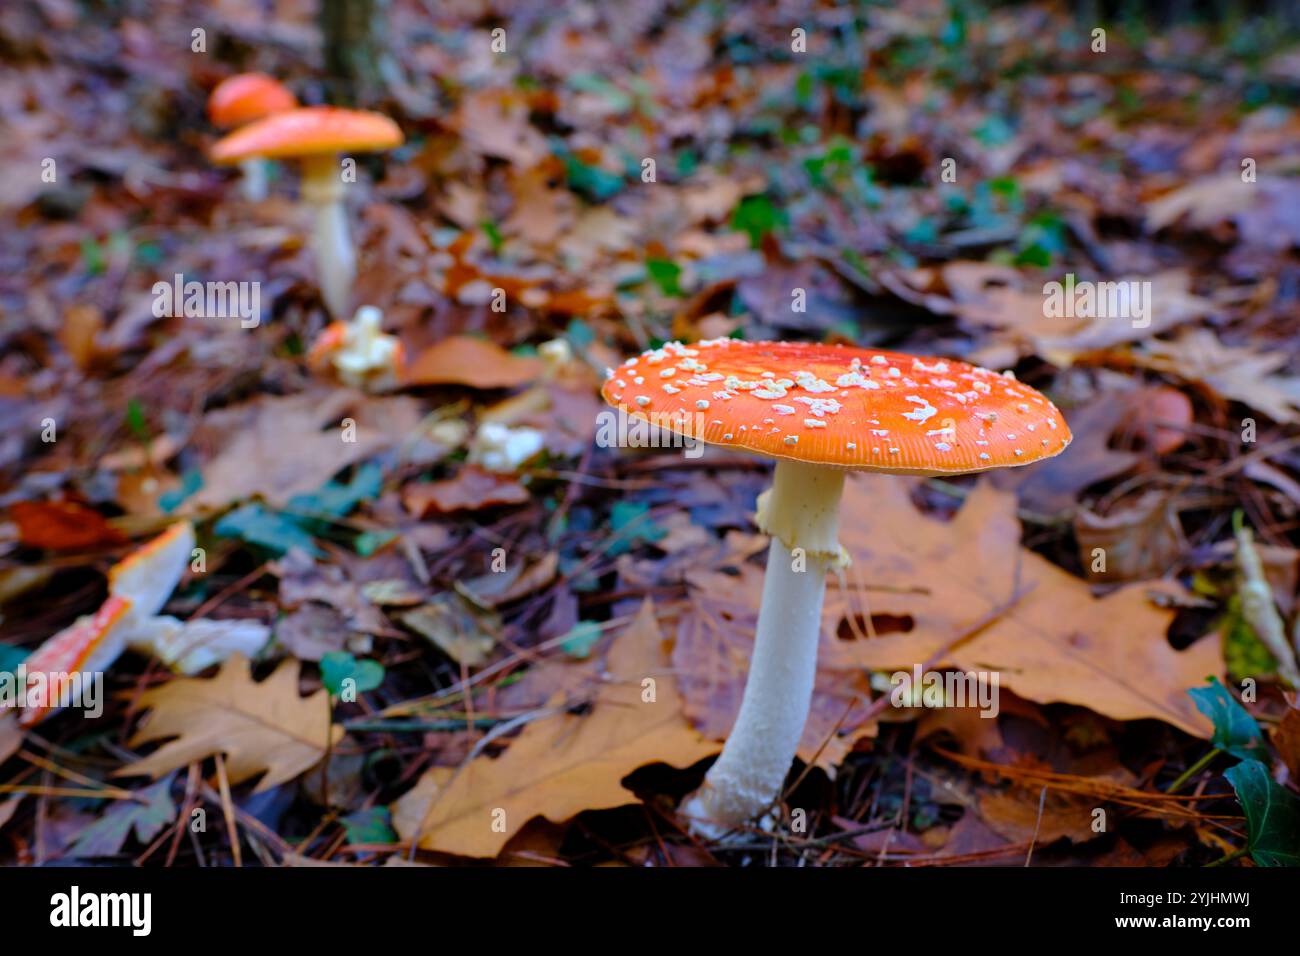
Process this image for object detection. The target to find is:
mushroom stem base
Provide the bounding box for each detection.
[680,499,837,838]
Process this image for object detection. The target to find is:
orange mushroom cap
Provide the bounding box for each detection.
[600,339,1071,474]
[210,106,403,164]
[208,73,298,128]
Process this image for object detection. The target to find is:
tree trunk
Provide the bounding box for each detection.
[319,0,389,107]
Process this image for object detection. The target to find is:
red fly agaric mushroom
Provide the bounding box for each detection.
[208,73,298,201]
[600,339,1072,836]
[210,106,403,318]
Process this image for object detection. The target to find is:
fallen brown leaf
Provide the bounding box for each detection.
[399,593,499,667]
[119,655,341,791]
[1074,491,1187,583]
[10,500,126,551]
[391,599,715,858]
[823,475,1219,737]
[1136,329,1300,424]
[191,390,419,509]
[403,466,530,515]
[403,335,542,389]
[1274,695,1300,782]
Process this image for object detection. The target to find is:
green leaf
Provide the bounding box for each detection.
[607,500,667,556]
[1224,760,1300,866]
[0,644,30,674]
[481,220,504,254]
[731,194,787,248]
[215,503,322,557]
[559,621,603,660]
[320,651,384,696]
[159,468,204,514]
[1222,593,1279,682]
[69,775,177,858]
[973,114,1014,147]
[125,398,150,441]
[354,530,398,557]
[675,150,698,178]
[288,463,383,521]
[565,318,595,354]
[1188,677,1267,761]
[563,153,624,201]
[646,258,683,297]
[80,236,105,275]
[341,806,397,846]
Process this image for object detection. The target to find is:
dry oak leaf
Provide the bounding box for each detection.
[937,264,1210,362]
[191,389,418,509]
[402,466,530,515]
[1135,329,1300,424]
[403,336,541,389]
[392,599,715,858]
[1145,173,1300,250]
[821,475,1219,737]
[118,655,341,791]
[454,89,550,169]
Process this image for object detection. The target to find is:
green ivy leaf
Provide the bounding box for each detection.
[731,195,787,248]
[1224,760,1300,866]
[320,651,384,696]
[562,153,624,201]
[607,500,667,556]
[215,503,322,557]
[341,806,397,846]
[1188,677,1267,761]
[646,258,683,297]
[559,621,603,660]
[288,463,383,522]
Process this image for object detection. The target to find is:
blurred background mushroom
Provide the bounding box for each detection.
[207,73,298,201]
[210,106,403,318]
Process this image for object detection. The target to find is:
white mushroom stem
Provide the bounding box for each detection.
[680,459,846,838]
[301,154,354,319]
[239,158,269,202]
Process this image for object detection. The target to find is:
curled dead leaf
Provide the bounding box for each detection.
[404,336,542,389]
[403,466,530,515]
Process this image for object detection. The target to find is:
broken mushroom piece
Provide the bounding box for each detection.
[17,522,201,726]
[210,106,404,318]
[307,304,405,390]
[17,595,134,727]
[207,73,298,201]
[600,339,1072,837]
